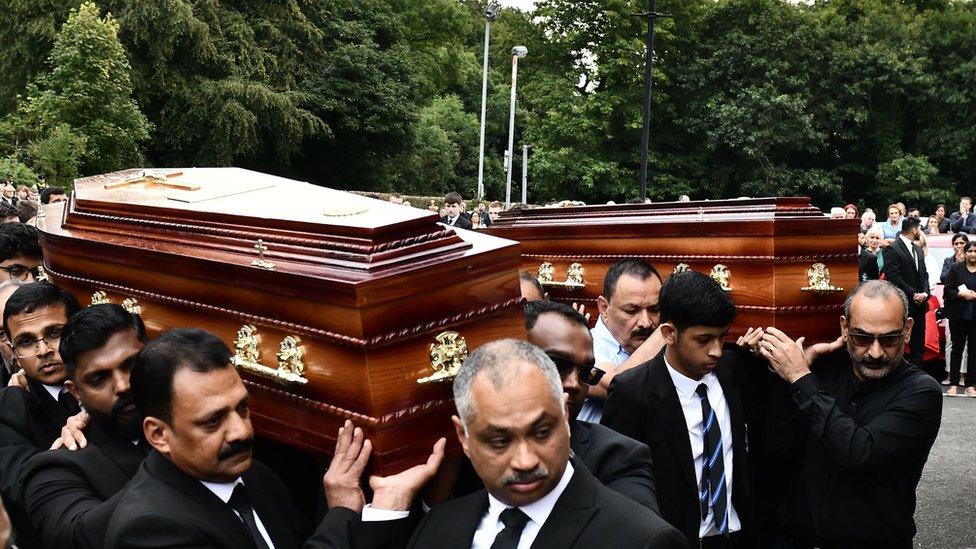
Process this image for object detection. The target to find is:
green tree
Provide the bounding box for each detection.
[28,123,87,187]
[19,1,150,175]
[0,156,40,187]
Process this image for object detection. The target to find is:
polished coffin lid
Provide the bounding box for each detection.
[38,168,525,473]
[486,197,859,343]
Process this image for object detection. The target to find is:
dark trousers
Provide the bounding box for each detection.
[949,318,976,386]
[907,309,926,366]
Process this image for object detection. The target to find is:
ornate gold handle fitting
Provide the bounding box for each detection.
[800,263,844,294]
[231,325,308,386]
[419,331,468,384]
[536,262,585,290]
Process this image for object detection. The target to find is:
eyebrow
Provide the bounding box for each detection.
[481,411,555,435]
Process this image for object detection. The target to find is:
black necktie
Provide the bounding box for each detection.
[696,383,728,534]
[491,507,530,549]
[228,483,271,549]
[57,389,80,415]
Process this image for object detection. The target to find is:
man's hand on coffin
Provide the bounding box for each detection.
[6,370,26,390]
[323,420,371,513]
[759,327,814,384]
[50,410,90,450]
[736,327,765,355]
[571,303,591,323]
[369,437,447,512]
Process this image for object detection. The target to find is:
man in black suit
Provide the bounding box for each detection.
[20,304,149,548]
[0,282,81,548]
[103,328,352,549]
[882,215,930,366]
[441,192,472,229]
[348,339,686,548]
[603,271,757,548]
[524,299,659,511]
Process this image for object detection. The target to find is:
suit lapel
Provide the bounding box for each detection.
[531,464,598,548]
[714,357,749,506]
[647,356,698,498]
[245,468,298,549]
[25,378,69,433]
[441,491,489,547]
[896,238,918,274]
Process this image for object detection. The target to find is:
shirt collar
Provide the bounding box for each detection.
[898,234,915,250]
[591,317,630,362]
[41,383,64,402]
[200,477,244,504]
[486,461,575,530]
[663,354,716,398]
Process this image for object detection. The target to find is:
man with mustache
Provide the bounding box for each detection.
[348,339,685,548]
[0,282,81,548]
[104,328,357,549]
[20,304,148,548]
[602,271,760,548]
[579,258,663,423]
[759,280,942,548]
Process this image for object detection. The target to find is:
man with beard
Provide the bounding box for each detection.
[602,272,759,548]
[104,328,350,548]
[0,282,81,548]
[759,280,942,549]
[20,304,148,548]
[578,258,663,423]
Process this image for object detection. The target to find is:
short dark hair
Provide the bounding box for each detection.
[524,300,589,332]
[659,271,736,331]
[3,282,81,337]
[131,329,233,423]
[519,270,546,300]
[0,223,42,262]
[40,187,66,205]
[16,201,37,223]
[0,202,17,221]
[603,258,660,300]
[59,304,148,378]
[901,216,921,234]
[444,192,463,205]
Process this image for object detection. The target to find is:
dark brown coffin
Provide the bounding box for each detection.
[37,168,525,474]
[486,197,859,343]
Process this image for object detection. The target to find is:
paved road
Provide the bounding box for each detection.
[915,390,976,548]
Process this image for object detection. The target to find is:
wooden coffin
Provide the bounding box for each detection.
[37,168,525,474]
[486,197,858,343]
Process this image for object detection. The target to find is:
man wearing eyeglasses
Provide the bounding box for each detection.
[0,282,82,548]
[0,223,44,282]
[759,280,942,549]
[524,300,659,512]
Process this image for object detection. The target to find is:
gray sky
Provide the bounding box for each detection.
[499,0,537,11]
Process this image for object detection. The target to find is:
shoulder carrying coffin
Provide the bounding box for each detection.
[37,168,525,474]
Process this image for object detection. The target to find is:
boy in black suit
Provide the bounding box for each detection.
[603,271,758,548]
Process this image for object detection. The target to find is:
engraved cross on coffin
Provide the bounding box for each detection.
[101,168,275,203]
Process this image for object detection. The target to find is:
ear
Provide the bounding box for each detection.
[64,379,80,401]
[451,415,470,458]
[660,322,678,345]
[839,315,850,343]
[143,417,171,455]
[903,316,914,340]
[596,296,609,318]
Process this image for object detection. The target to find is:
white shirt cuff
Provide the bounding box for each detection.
[361,504,410,522]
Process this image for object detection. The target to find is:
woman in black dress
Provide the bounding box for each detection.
[943,241,976,397]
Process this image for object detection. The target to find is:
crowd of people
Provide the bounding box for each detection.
[0,190,951,548]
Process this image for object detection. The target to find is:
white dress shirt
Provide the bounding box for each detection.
[898,234,919,268]
[664,357,740,538]
[41,383,64,402]
[577,317,630,423]
[200,478,276,549]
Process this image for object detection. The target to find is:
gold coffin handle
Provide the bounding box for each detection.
[231,325,308,386]
[536,262,585,290]
[419,331,468,384]
[801,263,844,294]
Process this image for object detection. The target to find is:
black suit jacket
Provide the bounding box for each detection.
[941,261,976,322]
[570,419,658,512]
[20,421,148,549]
[882,237,929,315]
[441,215,473,229]
[104,450,312,549]
[349,461,686,549]
[0,380,76,548]
[602,349,756,548]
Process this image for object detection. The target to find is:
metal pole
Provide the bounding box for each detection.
[505,53,520,208]
[638,0,657,202]
[521,144,528,204]
[476,19,491,199]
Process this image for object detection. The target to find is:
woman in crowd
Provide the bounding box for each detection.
[942,233,970,388]
[932,203,950,233]
[925,216,941,235]
[881,203,903,241]
[858,226,884,281]
[943,241,976,396]
[844,203,858,219]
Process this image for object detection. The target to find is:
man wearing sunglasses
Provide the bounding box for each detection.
[0,282,82,547]
[524,300,659,512]
[0,223,43,283]
[759,280,942,549]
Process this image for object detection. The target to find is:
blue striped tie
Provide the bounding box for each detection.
[696,383,728,534]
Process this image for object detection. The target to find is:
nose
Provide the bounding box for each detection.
[510,439,540,472]
[635,308,651,328]
[36,338,54,356]
[562,370,581,396]
[707,340,723,360]
[113,370,130,396]
[866,338,885,360]
[225,410,252,443]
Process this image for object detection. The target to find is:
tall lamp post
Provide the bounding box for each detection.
[476,2,502,200]
[634,1,670,201]
[505,45,528,208]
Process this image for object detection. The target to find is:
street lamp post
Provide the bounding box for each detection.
[505,45,527,208]
[634,1,671,201]
[521,143,530,205]
[476,2,501,200]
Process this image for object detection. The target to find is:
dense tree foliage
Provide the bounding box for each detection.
[0,0,972,211]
